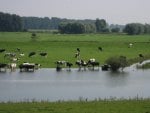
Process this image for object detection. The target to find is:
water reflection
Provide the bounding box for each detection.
[104,71,129,87]
[0,67,150,102]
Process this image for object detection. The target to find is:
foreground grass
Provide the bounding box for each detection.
[0,32,150,67]
[0,100,150,113]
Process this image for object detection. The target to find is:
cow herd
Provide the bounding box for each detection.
[0,43,145,72]
[55,48,103,71]
[0,47,104,72]
[55,58,101,71]
[0,48,43,72]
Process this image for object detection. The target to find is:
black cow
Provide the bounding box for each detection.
[0,49,5,53]
[139,54,144,58]
[28,52,36,57]
[98,47,103,51]
[39,52,47,57]
[77,48,80,52]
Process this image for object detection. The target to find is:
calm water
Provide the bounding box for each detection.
[0,65,150,102]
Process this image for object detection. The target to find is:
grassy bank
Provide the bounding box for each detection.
[0,100,150,113]
[0,32,150,67]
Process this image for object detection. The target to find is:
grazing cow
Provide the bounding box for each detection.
[139,54,144,58]
[87,58,100,70]
[0,49,5,53]
[39,52,47,57]
[28,52,36,57]
[77,48,80,52]
[98,47,103,51]
[128,43,133,48]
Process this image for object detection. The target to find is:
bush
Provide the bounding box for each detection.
[31,33,37,40]
[106,56,127,71]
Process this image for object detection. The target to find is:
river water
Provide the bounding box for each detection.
[0,64,150,102]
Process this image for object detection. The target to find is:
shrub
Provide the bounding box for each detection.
[31,33,37,40]
[106,56,127,71]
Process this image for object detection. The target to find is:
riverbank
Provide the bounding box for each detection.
[0,99,150,113]
[0,32,150,68]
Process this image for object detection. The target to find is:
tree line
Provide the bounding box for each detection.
[124,23,150,35]
[0,12,22,31]
[0,12,150,35]
[22,17,96,30]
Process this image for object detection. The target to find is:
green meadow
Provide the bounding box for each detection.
[0,100,150,113]
[0,32,150,67]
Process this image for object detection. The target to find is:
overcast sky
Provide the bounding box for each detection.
[0,0,149,24]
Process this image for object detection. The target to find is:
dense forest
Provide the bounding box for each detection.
[22,17,96,30]
[0,12,150,35]
[0,12,22,31]
[22,17,124,33]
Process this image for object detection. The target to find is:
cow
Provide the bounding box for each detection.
[28,52,36,57]
[0,49,5,53]
[39,52,47,57]
[76,60,88,71]
[87,58,100,70]
[98,47,103,51]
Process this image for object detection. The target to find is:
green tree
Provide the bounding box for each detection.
[144,24,150,34]
[111,27,120,33]
[84,24,96,33]
[123,23,144,35]
[58,22,85,34]
[0,12,22,31]
[95,18,107,33]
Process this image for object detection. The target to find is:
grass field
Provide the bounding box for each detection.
[0,32,150,67]
[0,100,150,113]
[0,32,150,112]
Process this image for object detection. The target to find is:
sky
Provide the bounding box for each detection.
[0,0,150,25]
